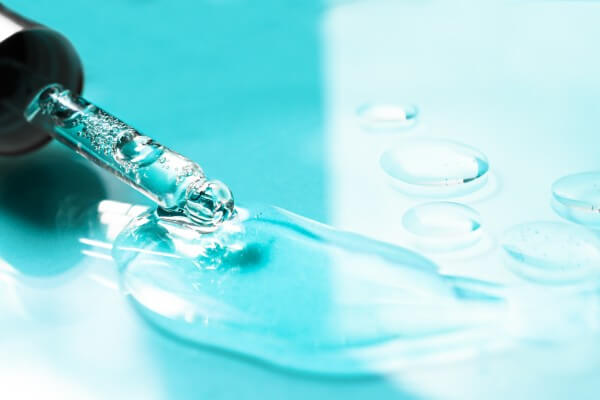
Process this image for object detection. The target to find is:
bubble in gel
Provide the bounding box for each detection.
[356,103,418,131]
[551,171,600,228]
[402,202,482,252]
[32,85,94,128]
[112,205,500,375]
[53,95,94,127]
[501,221,600,285]
[380,138,489,197]
[184,180,235,228]
[114,131,165,168]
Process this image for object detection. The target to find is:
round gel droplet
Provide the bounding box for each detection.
[402,202,482,252]
[114,131,164,167]
[551,171,600,228]
[356,103,418,131]
[380,138,489,197]
[184,179,234,228]
[501,221,600,285]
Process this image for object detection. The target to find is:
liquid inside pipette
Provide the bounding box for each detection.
[24,83,234,230]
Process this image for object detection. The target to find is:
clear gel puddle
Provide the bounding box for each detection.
[552,171,600,228]
[356,103,418,131]
[113,205,501,375]
[402,202,483,252]
[380,138,489,197]
[501,221,600,285]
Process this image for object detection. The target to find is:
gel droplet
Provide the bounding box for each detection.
[402,202,482,252]
[113,205,500,375]
[114,131,165,168]
[380,138,489,197]
[501,221,600,285]
[552,171,600,228]
[184,180,235,228]
[356,103,418,131]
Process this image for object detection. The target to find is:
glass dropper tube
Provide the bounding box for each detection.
[24,83,234,230]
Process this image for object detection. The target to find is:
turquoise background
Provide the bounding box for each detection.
[10,0,329,221]
[3,0,600,399]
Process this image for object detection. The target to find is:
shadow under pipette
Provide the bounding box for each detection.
[0,143,107,277]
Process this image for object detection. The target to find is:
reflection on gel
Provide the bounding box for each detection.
[380,138,489,197]
[356,103,418,131]
[552,171,600,228]
[402,202,483,252]
[113,205,500,375]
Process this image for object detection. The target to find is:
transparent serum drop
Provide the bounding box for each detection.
[24,83,234,229]
[501,221,600,285]
[551,171,600,228]
[380,137,489,197]
[113,205,502,375]
[356,103,418,131]
[402,202,483,252]
[184,180,234,227]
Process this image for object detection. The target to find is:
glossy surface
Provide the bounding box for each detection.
[380,138,489,197]
[552,171,600,228]
[402,202,482,252]
[356,103,418,131]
